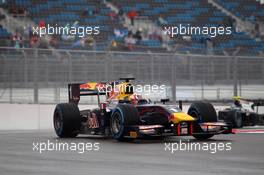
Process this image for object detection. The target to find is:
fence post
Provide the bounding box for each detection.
[226,57,231,81]
[233,56,238,97]
[104,53,109,81]
[23,51,28,87]
[189,56,193,84]
[54,86,60,103]
[217,88,220,100]
[201,57,205,100]
[109,53,113,80]
[150,53,154,85]
[68,51,72,83]
[136,57,140,80]
[9,69,13,104]
[201,78,204,100]
[210,56,215,84]
[263,59,264,84]
[33,49,38,104]
[171,56,176,103]
[45,55,49,86]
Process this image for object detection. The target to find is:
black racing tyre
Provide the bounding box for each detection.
[232,111,243,128]
[188,102,217,140]
[110,104,140,141]
[53,103,81,138]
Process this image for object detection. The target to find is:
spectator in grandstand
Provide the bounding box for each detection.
[111,39,117,48]
[85,36,95,47]
[235,21,242,33]
[72,38,86,48]
[127,10,137,26]
[93,8,100,16]
[72,21,79,28]
[124,32,136,51]
[82,8,94,17]
[88,9,94,17]
[117,7,125,22]
[12,31,23,49]
[9,6,27,17]
[206,38,213,55]
[71,36,95,49]
[22,9,29,17]
[255,21,260,38]
[114,28,125,38]
[82,10,88,17]
[133,29,142,43]
[109,11,118,20]
[254,15,261,38]
[39,20,46,29]
[50,35,59,49]
[148,29,162,42]
[61,23,75,41]
[118,8,124,17]
[28,25,33,38]
[157,15,168,26]
[0,11,5,21]
[29,34,40,48]
[223,16,234,28]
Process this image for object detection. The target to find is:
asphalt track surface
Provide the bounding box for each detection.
[0,130,263,175]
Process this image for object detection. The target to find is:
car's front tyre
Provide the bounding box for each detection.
[188,102,217,140]
[110,104,140,141]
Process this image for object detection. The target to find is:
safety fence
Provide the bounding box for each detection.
[0,47,263,103]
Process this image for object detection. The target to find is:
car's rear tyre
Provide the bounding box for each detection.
[110,104,140,141]
[53,103,81,138]
[188,102,217,140]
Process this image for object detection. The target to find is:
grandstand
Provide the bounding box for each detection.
[0,27,11,46]
[0,0,264,55]
[216,0,264,21]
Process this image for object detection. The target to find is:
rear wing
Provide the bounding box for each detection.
[233,97,264,106]
[253,99,264,106]
[68,82,107,105]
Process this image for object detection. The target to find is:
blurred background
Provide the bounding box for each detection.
[0,0,264,104]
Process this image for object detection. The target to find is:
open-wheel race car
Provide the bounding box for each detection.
[53,78,233,141]
[219,97,264,128]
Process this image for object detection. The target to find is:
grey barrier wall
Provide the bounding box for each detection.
[0,47,264,104]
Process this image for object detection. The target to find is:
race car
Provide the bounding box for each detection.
[218,97,264,128]
[53,77,232,141]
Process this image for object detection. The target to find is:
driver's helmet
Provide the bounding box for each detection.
[233,96,242,107]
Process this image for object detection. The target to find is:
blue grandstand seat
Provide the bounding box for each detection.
[3,0,263,54]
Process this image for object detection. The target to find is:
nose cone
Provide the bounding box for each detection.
[171,112,196,124]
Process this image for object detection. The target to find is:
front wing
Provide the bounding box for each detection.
[122,122,233,139]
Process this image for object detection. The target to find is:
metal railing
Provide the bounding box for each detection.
[0,47,263,104]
